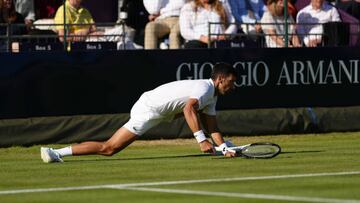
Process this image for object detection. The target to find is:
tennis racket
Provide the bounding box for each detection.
[215,142,281,159]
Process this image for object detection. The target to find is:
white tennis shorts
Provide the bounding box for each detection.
[123,95,163,136]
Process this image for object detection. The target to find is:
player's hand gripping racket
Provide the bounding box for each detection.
[215,142,281,159]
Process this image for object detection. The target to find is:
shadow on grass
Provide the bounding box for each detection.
[212,150,323,159]
[281,150,324,154]
[65,150,324,162]
[66,153,213,162]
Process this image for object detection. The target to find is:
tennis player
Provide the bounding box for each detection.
[41,62,237,163]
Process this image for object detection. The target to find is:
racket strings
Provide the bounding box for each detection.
[242,145,280,158]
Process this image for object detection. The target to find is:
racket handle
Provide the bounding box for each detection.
[215,144,249,152]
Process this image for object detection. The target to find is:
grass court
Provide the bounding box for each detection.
[1,132,360,203]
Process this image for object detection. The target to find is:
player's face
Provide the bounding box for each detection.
[218,74,236,95]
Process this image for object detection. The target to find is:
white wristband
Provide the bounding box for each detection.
[193,130,207,143]
[219,143,228,155]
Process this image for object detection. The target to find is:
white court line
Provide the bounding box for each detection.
[105,171,360,188]
[124,187,360,203]
[0,171,359,195]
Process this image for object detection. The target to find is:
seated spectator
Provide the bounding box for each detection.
[54,0,137,50]
[227,0,266,34]
[143,0,186,49]
[260,0,300,47]
[54,0,134,49]
[296,0,341,47]
[54,0,99,42]
[119,0,149,47]
[13,0,35,28]
[179,0,237,49]
[0,0,27,51]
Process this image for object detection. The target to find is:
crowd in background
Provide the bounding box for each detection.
[0,0,359,51]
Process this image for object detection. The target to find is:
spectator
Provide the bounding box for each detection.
[143,0,186,49]
[296,0,341,47]
[227,0,266,34]
[260,0,300,47]
[119,0,149,47]
[13,0,35,27]
[0,0,27,51]
[179,0,237,48]
[54,0,98,42]
[54,0,136,49]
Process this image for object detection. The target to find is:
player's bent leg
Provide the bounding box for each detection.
[71,127,138,156]
[99,127,138,156]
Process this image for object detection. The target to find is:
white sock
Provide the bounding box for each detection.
[54,146,73,157]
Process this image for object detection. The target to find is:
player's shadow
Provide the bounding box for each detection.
[65,150,323,162]
[66,153,213,163]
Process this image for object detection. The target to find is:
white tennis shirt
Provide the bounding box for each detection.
[141,79,218,121]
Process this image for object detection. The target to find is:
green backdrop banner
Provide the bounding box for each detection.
[1,106,360,147]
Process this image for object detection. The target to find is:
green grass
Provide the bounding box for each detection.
[1,132,360,203]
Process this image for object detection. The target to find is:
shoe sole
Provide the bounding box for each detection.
[40,147,52,163]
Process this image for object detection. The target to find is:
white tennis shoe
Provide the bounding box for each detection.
[41,147,63,163]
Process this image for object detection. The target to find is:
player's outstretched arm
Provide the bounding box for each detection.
[200,113,236,157]
[183,98,215,154]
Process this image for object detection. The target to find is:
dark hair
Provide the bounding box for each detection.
[211,62,237,80]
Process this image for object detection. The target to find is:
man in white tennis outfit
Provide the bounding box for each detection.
[41,62,237,163]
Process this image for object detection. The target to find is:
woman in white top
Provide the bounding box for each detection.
[179,0,237,48]
[260,0,301,47]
